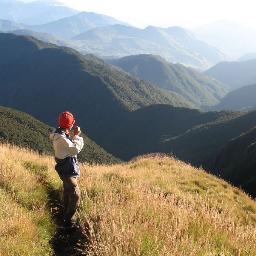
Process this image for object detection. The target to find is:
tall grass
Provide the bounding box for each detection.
[0,144,61,256]
[78,156,256,255]
[0,144,256,255]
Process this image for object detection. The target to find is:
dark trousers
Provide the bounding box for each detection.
[60,176,81,222]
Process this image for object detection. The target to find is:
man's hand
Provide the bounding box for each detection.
[74,126,81,136]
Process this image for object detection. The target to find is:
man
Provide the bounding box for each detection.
[50,111,84,228]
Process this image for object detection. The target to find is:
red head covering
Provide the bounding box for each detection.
[58,111,75,129]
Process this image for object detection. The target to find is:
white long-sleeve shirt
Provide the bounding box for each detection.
[50,131,84,159]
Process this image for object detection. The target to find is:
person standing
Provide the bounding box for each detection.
[50,111,84,228]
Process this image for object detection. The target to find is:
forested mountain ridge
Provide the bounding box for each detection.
[109,54,227,108]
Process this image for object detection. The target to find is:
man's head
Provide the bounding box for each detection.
[58,111,75,130]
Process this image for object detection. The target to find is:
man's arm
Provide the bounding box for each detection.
[60,136,84,156]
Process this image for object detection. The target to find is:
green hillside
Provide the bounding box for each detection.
[1,144,256,255]
[161,109,256,168]
[79,54,190,112]
[99,104,244,162]
[0,33,189,141]
[214,127,256,196]
[205,59,256,90]
[0,106,119,164]
[212,83,256,111]
[109,54,227,108]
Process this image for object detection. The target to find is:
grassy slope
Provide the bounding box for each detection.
[0,106,119,164]
[1,144,256,255]
[110,54,227,108]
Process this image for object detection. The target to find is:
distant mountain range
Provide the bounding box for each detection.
[33,11,127,39]
[0,20,227,69]
[0,1,228,69]
[205,59,256,90]
[0,0,78,25]
[72,25,226,69]
[0,33,189,143]
[0,18,25,31]
[0,18,91,48]
[10,28,71,46]
[109,54,227,108]
[0,106,118,164]
[195,20,256,58]
[0,10,126,40]
[211,83,256,111]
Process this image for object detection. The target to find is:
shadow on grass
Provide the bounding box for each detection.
[47,185,90,256]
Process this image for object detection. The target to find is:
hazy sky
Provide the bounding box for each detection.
[23,0,256,29]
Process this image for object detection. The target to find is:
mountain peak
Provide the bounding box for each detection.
[144,25,159,30]
[165,26,195,38]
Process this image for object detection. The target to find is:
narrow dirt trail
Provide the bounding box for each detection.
[46,182,90,256]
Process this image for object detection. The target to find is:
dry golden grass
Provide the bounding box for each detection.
[78,155,256,256]
[0,144,60,256]
[0,188,49,256]
[0,144,256,255]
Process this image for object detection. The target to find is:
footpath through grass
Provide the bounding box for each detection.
[0,144,89,256]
